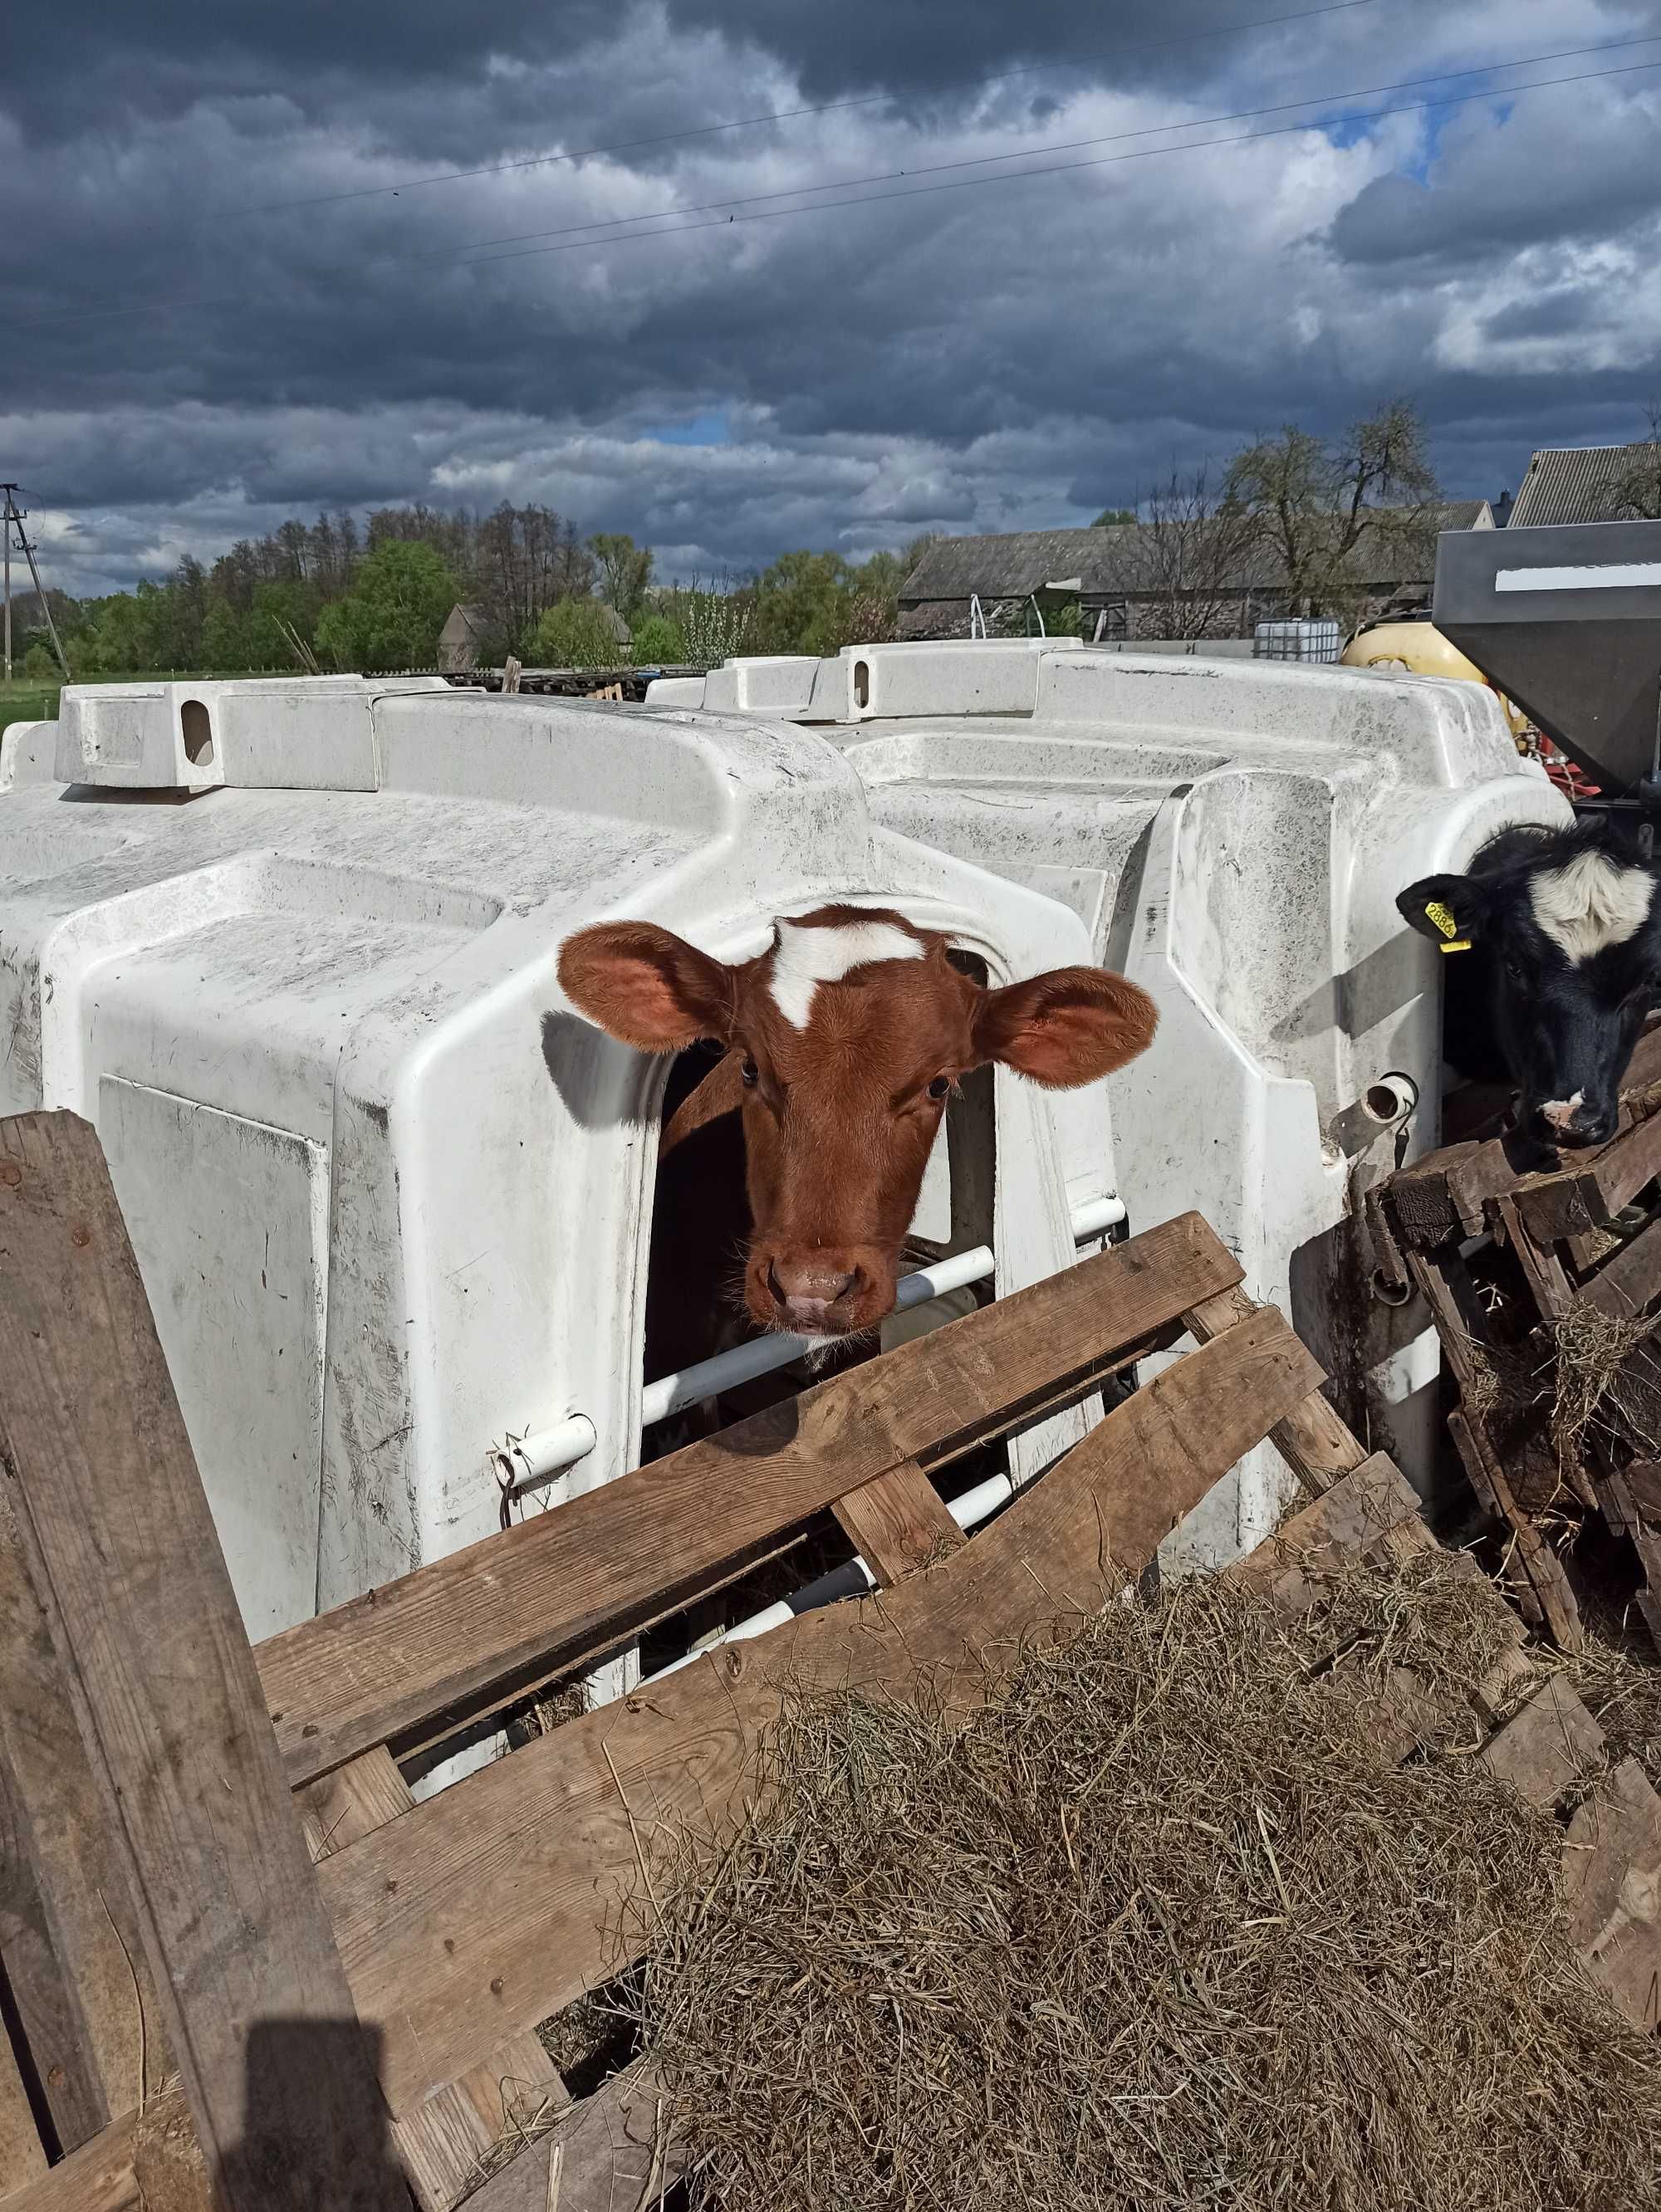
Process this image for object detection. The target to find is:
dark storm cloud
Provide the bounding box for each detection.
[0,0,1335,142]
[2,0,1660,591]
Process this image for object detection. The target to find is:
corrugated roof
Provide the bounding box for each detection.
[1509,444,1660,529]
[899,506,1482,604]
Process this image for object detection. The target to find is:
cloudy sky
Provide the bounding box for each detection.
[3,0,1660,595]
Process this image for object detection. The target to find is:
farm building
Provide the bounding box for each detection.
[1508,440,1661,527]
[897,501,1493,641]
[437,602,488,672]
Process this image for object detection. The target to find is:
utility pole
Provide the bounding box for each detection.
[0,486,70,681]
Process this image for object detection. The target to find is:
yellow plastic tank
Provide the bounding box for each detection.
[1340,616,1529,737]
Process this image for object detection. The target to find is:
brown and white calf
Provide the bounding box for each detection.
[558,903,1158,1352]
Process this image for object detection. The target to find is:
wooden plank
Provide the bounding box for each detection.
[1574,1212,1661,1322]
[1621,1458,1661,1518]
[1515,1108,1661,1242]
[0,2029,48,2195]
[1223,1451,1425,1612]
[296,1750,565,2212]
[261,1211,1242,1788]
[1448,1408,1581,1650]
[1563,1758,1661,2034]
[320,1304,1321,2112]
[394,2034,567,2212]
[129,2084,213,2212]
[1183,1283,1366,1495]
[0,1112,409,2212]
[462,2061,678,2212]
[296,1748,414,1866]
[1382,1135,1519,1250]
[0,1490,163,2153]
[1478,1676,1605,1808]
[830,1460,965,1583]
[1493,1194,1573,1323]
[3,2117,137,2212]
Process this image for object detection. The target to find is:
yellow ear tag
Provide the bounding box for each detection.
[1424,898,1471,955]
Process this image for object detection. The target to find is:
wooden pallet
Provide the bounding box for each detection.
[1378,1025,1661,1652]
[0,1111,1652,2210]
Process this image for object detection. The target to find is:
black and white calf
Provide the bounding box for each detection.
[1399,820,1661,1161]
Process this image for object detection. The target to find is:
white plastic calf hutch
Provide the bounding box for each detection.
[648,639,1572,1559]
[0,675,1123,1662]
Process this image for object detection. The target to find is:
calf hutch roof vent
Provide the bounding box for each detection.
[1434,518,1661,794]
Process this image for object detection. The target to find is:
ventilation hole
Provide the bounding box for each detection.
[1365,1084,1401,1122]
[180,699,214,768]
[852,659,870,710]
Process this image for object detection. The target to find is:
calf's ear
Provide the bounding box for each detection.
[558,921,736,1051]
[973,967,1158,1088]
[1397,874,1492,948]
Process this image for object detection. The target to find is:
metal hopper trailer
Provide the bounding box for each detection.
[1435,516,1661,810]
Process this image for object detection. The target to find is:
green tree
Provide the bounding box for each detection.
[589,532,654,623]
[628,611,688,664]
[243,580,321,668]
[314,540,458,670]
[22,642,56,680]
[200,599,250,670]
[525,597,627,668]
[751,551,854,654]
[1093,507,1138,526]
[1224,399,1440,619]
[77,584,169,673]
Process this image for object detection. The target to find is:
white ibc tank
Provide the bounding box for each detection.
[0,676,1122,1640]
[647,639,1572,1562]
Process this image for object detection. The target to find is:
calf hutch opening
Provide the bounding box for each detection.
[2,1115,1659,2212]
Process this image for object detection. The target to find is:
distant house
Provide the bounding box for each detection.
[595,604,633,649]
[1507,443,1661,528]
[439,603,488,672]
[895,502,1492,642]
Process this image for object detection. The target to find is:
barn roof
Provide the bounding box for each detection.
[1508,443,1661,528]
[899,505,1487,604]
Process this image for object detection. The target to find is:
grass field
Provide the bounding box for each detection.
[0,681,61,736]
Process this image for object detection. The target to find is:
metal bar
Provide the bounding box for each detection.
[646,1461,1017,1682]
[495,1196,1125,1493]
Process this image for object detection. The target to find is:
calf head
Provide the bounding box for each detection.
[559,904,1157,1338]
[1400,836,1661,1155]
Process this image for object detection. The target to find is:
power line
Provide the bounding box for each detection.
[21,47,1661,331]
[228,0,1400,218]
[429,32,1661,269]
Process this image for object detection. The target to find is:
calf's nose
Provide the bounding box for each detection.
[767,1254,862,1333]
[1537,1092,1615,1148]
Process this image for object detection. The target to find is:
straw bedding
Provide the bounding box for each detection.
[632,1551,1661,2212]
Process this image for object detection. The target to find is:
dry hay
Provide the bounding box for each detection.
[1551,1304,1659,1463]
[1564,1609,1661,1796]
[634,1553,1661,2212]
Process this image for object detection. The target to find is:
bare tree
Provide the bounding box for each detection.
[471,504,595,648]
[1120,463,1263,640]
[1224,399,1440,621]
[1604,399,1661,521]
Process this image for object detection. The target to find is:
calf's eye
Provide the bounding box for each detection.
[742,1059,759,1088]
[928,1074,953,1100]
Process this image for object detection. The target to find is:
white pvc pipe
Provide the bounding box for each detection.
[496,1195,1125,1493]
[648,1461,1017,1682]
